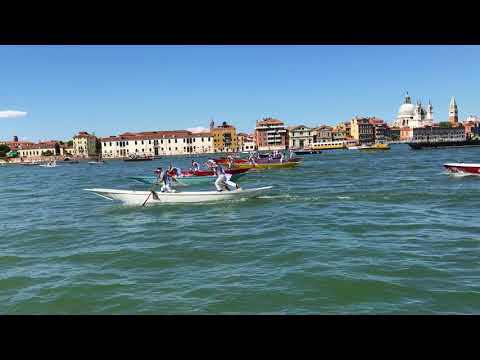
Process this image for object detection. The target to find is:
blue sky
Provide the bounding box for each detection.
[0,45,479,142]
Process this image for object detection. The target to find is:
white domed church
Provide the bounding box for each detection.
[393,92,434,128]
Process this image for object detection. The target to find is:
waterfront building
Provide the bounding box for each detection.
[237,133,257,152]
[331,128,348,141]
[400,127,412,141]
[288,125,314,149]
[17,141,64,160]
[255,117,288,151]
[393,92,434,128]
[367,118,389,143]
[62,144,74,157]
[350,117,374,144]
[449,97,459,126]
[463,121,480,138]
[315,125,333,141]
[334,122,351,138]
[73,131,98,158]
[100,130,214,158]
[410,125,466,142]
[212,121,238,153]
[386,127,401,141]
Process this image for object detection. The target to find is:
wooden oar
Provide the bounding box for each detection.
[142,177,160,207]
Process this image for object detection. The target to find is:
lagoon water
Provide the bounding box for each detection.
[1,144,480,314]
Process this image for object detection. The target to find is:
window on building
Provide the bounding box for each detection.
[168,139,171,144]
[169,147,171,151]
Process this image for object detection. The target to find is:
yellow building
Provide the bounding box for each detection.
[212,121,238,152]
[73,131,98,158]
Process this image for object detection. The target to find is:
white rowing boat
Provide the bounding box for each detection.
[39,161,58,168]
[84,186,273,205]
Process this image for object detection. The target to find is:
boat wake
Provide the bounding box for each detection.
[444,171,480,178]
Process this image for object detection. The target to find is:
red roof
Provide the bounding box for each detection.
[74,131,96,138]
[100,130,194,142]
[256,117,284,126]
[18,141,58,150]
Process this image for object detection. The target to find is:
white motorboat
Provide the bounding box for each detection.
[39,161,58,168]
[84,186,273,205]
[88,161,105,165]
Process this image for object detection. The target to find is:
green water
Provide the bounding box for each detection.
[1,144,480,314]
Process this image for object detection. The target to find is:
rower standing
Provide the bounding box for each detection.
[192,160,200,171]
[212,163,240,192]
[157,167,174,193]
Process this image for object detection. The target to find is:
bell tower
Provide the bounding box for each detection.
[449,96,458,126]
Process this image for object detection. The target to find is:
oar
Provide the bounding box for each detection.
[142,177,160,207]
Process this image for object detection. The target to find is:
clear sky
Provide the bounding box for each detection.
[1,45,479,142]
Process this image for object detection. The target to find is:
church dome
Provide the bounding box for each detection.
[398,103,415,117]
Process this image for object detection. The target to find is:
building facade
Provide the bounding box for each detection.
[255,118,288,151]
[237,133,257,152]
[464,120,480,138]
[73,131,98,158]
[288,125,314,149]
[350,117,374,144]
[212,122,238,153]
[17,141,64,160]
[315,125,333,142]
[410,126,466,142]
[100,130,214,158]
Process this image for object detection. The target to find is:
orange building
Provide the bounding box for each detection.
[212,121,238,153]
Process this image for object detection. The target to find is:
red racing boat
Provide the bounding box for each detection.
[212,158,248,164]
[443,163,480,175]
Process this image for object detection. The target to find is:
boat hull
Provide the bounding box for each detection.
[84,186,273,205]
[409,139,480,149]
[444,163,480,175]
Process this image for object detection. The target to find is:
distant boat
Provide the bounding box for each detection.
[409,138,480,150]
[20,161,39,166]
[63,158,79,164]
[294,149,322,155]
[358,143,390,151]
[39,160,58,168]
[123,155,154,162]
